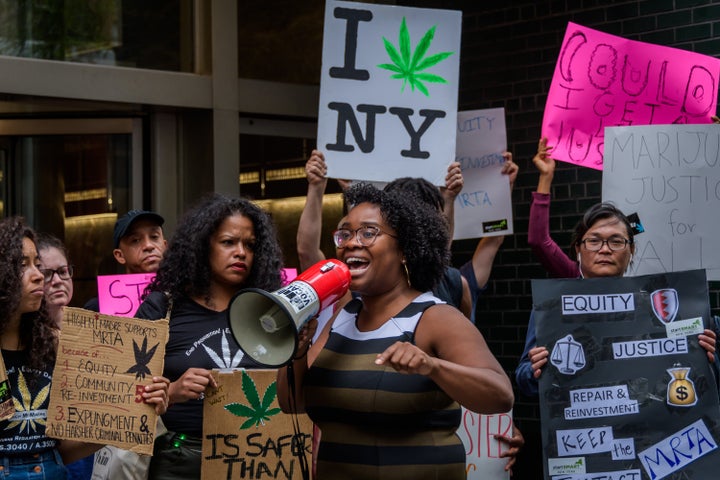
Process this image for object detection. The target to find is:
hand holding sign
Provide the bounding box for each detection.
[542,22,720,169]
[318,0,461,185]
[453,108,513,239]
[47,308,169,455]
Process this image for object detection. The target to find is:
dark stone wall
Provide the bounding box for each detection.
[399,1,720,477]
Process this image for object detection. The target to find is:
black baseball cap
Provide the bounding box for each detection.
[113,210,165,248]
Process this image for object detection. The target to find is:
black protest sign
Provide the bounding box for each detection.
[533,269,720,480]
[202,370,313,480]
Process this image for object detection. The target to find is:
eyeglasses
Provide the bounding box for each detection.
[580,237,631,252]
[39,266,73,283]
[332,226,397,248]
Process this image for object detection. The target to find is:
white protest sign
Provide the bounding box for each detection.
[453,108,513,239]
[457,409,512,479]
[318,0,461,185]
[602,124,720,280]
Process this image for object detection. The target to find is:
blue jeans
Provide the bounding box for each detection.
[0,449,67,479]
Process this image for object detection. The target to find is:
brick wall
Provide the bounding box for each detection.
[406,1,720,477]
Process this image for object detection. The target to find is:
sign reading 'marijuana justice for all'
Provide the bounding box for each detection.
[533,269,720,480]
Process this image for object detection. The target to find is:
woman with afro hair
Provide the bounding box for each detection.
[0,218,167,479]
[278,183,513,479]
[135,193,284,479]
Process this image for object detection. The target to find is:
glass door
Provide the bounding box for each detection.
[0,118,140,306]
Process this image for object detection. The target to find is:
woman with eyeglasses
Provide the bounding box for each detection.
[516,138,716,397]
[0,218,168,479]
[278,183,513,479]
[36,234,74,329]
[36,233,97,480]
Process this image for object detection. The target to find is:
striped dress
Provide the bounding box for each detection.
[304,292,465,479]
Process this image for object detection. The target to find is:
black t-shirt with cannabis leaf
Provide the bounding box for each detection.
[0,349,58,456]
[136,292,262,438]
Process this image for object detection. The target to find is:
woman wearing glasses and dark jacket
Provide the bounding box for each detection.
[516,138,717,397]
[278,183,514,480]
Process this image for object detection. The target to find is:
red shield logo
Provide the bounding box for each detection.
[651,289,679,324]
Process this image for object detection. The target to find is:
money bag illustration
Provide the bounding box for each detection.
[667,366,697,407]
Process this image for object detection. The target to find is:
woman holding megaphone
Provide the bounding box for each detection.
[278,183,514,479]
[136,194,284,479]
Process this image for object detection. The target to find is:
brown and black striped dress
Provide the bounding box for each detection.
[304,292,465,479]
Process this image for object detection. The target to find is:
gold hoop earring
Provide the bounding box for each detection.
[402,261,411,288]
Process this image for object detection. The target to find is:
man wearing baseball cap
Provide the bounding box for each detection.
[112,209,167,274]
[83,209,167,310]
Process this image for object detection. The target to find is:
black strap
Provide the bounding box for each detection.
[286,362,310,480]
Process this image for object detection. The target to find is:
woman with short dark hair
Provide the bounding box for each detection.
[517,139,716,397]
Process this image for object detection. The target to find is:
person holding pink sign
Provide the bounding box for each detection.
[518,138,717,397]
[83,209,167,312]
[135,193,284,479]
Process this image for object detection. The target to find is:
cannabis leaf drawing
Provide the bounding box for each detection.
[224,371,281,429]
[6,370,49,433]
[202,330,244,369]
[126,337,159,381]
[377,17,454,96]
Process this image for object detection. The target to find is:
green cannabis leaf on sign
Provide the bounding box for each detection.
[377,17,454,96]
[224,371,281,429]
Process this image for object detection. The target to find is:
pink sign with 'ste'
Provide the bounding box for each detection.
[97,273,155,317]
[98,269,298,317]
[542,22,720,170]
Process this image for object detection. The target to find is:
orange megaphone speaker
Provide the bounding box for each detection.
[228,259,351,367]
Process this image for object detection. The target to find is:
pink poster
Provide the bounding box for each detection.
[542,22,720,170]
[282,268,297,285]
[97,273,155,317]
[98,269,297,317]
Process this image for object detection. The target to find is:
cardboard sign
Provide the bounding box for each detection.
[0,353,14,421]
[543,22,720,170]
[47,307,168,455]
[457,409,512,479]
[533,270,720,480]
[453,108,513,239]
[602,124,720,280]
[97,273,155,316]
[202,369,313,480]
[318,0,461,185]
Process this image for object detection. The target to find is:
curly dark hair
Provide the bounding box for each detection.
[0,218,56,372]
[571,202,634,249]
[147,194,284,303]
[343,183,449,292]
[383,177,445,212]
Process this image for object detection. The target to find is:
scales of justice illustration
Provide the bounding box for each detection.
[551,335,586,375]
